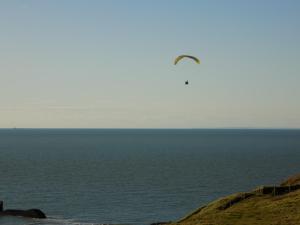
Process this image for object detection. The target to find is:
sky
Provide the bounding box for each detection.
[0,0,299,128]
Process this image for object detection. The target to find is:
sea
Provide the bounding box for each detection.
[0,129,300,225]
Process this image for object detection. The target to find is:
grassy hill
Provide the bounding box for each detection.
[169,174,300,225]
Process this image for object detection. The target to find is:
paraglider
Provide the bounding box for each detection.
[174,55,200,65]
[174,55,200,85]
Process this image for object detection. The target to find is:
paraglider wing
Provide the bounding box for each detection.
[174,55,200,65]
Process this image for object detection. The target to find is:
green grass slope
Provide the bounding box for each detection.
[171,174,300,225]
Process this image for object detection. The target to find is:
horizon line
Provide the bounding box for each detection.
[1,127,300,130]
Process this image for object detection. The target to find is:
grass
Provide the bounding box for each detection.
[170,187,300,225]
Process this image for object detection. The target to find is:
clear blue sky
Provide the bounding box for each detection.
[0,0,299,128]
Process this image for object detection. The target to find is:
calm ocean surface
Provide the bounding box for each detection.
[0,129,300,225]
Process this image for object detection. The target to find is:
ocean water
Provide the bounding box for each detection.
[0,129,300,225]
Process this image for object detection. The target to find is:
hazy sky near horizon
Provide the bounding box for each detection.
[0,0,299,128]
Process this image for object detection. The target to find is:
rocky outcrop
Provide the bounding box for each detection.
[281,173,300,186]
[0,201,46,219]
[150,222,171,225]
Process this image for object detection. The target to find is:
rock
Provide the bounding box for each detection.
[0,201,46,219]
[150,222,171,225]
[0,209,46,219]
[281,173,300,186]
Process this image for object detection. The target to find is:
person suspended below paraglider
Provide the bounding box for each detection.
[174,55,200,85]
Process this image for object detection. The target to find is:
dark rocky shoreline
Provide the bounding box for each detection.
[0,201,46,219]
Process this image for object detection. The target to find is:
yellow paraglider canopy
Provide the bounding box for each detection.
[174,55,200,65]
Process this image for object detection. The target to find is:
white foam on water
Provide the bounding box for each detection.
[20,216,106,225]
